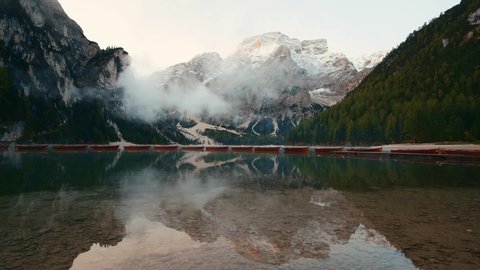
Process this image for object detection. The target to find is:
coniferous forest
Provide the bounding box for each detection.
[287,0,480,145]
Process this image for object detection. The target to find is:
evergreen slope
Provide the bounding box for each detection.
[287,0,480,144]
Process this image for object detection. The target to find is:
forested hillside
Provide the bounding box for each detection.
[287,0,480,145]
[0,0,173,143]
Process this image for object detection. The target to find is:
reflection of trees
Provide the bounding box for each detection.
[0,152,120,195]
[3,151,479,196]
[291,155,480,190]
[0,152,186,195]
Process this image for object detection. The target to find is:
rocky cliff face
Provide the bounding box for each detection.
[0,0,129,100]
[150,32,386,141]
[0,0,163,143]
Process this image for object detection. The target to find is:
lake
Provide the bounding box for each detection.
[0,151,479,269]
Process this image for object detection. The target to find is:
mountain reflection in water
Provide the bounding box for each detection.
[1,151,479,269]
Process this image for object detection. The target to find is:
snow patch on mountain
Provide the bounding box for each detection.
[231,32,352,76]
[177,123,216,145]
[310,88,332,95]
[176,121,241,145]
[350,51,389,72]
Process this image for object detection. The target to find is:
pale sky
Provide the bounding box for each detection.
[58,0,460,75]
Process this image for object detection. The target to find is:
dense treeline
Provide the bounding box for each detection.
[1,67,168,143]
[1,67,116,142]
[0,68,24,125]
[114,117,167,144]
[12,96,120,143]
[287,0,480,145]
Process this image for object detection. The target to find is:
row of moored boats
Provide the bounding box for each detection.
[1,144,480,158]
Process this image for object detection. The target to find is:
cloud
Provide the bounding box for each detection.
[119,68,229,122]
[117,39,303,123]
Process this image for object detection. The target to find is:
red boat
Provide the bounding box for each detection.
[346,146,383,152]
[153,145,179,152]
[439,149,480,156]
[284,146,309,155]
[52,144,88,152]
[124,145,151,152]
[314,147,343,155]
[15,144,49,152]
[182,145,205,152]
[205,146,229,152]
[123,144,150,152]
[90,145,119,152]
[0,144,9,151]
[391,148,439,155]
[231,146,254,153]
[390,148,439,155]
[254,146,281,154]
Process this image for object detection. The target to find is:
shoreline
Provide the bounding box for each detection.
[1,143,480,163]
[2,143,480,151]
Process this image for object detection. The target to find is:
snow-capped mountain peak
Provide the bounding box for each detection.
[146,32,388,143]
[150,52,223,88]
[232,32,297,66]
[230,32,357,78]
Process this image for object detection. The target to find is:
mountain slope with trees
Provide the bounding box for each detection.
[0,0,173,143]
[287,0,480,145]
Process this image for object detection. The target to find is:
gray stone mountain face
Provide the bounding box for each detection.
[151,32,386,139]
[206,43,323,136]
[0,0,143,143]
[0,0,129,100]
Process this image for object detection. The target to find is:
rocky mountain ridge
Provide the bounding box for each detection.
[0,0,129,98]
[150,32,387,143]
